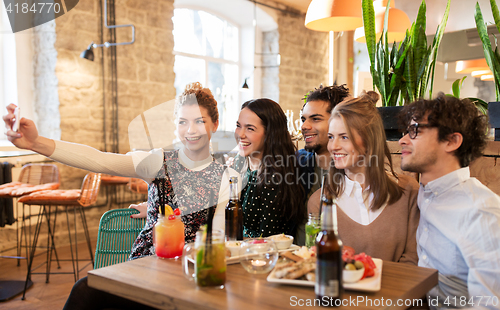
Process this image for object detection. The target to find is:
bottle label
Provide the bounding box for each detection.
[315,261,340,297]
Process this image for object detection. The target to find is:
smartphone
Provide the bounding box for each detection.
[12,107,20,132]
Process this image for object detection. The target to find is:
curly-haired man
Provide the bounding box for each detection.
[399,94,500,310]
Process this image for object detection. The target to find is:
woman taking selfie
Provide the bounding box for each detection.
[308,92,419,265]
[4,82,234,259]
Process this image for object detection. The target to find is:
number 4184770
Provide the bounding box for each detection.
[5,2,62,14]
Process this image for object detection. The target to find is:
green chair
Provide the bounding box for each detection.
[94,208,146,269]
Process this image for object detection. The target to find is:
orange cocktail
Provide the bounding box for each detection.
[154,208,185,259]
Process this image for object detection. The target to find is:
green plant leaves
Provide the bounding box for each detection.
[361,0,450,106]
[475,0,500,101]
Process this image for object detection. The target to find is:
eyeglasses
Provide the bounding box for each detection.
[405,123,433,139]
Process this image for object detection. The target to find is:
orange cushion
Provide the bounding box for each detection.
[18,189,81,204]
[0,181,23,190]
[10,183,60,196]
[101,175,130,185]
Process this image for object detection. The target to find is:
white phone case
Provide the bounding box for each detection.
[12,107,20,132]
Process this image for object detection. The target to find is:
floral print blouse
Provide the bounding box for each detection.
[130,149,224,259]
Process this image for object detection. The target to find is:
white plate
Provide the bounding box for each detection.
[226,244,300,265]
[266,258,383,292]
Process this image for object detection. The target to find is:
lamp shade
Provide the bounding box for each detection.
[481,74,494,81]
[354,7,411,43]
[305,0,363,32]
[455,58,489,74]
[471,69,492,77]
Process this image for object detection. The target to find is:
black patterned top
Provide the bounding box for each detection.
[130,149,224,259]
[232,155,291,238]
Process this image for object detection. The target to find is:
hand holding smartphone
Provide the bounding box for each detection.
[12,107,20,132]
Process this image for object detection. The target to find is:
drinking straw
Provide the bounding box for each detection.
[319,174,327,217]
[204,205,216,263]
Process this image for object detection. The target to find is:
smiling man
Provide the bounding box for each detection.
[399,94,500,310]
[298,84,350,198]
[294,85,349,245]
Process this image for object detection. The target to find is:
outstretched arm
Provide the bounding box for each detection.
[3,103,55,156]
[4,104,163,180]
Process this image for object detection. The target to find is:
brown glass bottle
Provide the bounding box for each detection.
[315,193,343,307]
[225,176,243,241]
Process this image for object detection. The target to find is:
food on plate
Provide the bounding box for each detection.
[267,234,294,250]
[225,241,242,257]
[268,234,291,241]
[353,253,376,279]
[273,257,316,280]
[342,245,355,261]
[271,245,376,283]
[342,248,376,281]
[292,246,316,259]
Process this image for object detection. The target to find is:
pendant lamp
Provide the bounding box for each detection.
[455,58,489,74]
[305,0,363,32]
[354,0,411,43]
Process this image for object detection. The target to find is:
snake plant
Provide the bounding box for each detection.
[362,0,450,106]
[475,0,500,101]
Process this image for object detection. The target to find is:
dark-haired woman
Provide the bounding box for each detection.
[308,92,419,265]
[232,98,305,238]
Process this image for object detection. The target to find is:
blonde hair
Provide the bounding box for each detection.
[328,91,402,210]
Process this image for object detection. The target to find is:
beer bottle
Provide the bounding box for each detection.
[315,192,343,306]
[225,176,243,241]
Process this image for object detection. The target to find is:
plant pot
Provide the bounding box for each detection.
[488,101,500,141]
[378,106,404,141]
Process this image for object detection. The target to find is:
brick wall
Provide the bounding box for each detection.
[53,0,175,189]
[277,13,329,112]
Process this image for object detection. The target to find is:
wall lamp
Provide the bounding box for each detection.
[80,0,135,61]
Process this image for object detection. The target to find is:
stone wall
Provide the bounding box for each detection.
[277,13,329,112]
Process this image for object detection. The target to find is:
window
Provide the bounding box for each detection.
[172,8,239,131]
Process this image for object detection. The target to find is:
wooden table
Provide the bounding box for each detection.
[88,256,438,310]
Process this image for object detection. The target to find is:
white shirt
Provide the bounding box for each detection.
[417,167,500,310]
[336,176,387,225]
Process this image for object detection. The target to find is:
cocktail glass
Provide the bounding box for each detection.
[154,214,185,259]
[182,228,226,288]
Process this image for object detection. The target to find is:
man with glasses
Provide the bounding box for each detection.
[295,84,349,245]
[399,94,500,309]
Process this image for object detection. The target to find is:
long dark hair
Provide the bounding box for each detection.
[241,99,305,225]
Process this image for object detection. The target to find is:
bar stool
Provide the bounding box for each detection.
[0,164,60,263]
[0,164,60,301]
[17,173,101,299]
[127,178,148,195]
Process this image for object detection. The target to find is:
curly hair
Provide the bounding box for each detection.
[241,99,305,225]
[399,93,489,167]
[302,84,350,113]
[329,91,402,210]
[175,82,219,123]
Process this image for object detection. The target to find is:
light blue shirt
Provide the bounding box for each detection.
[417,167,500,310]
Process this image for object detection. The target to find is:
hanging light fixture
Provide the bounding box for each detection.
[354,0,411,43]
[481,74,494,81]
[472,69,492,77]
[305,0,363,32]
[80,43,95,61]
[455,58,489,74]
[80,0,135,61]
